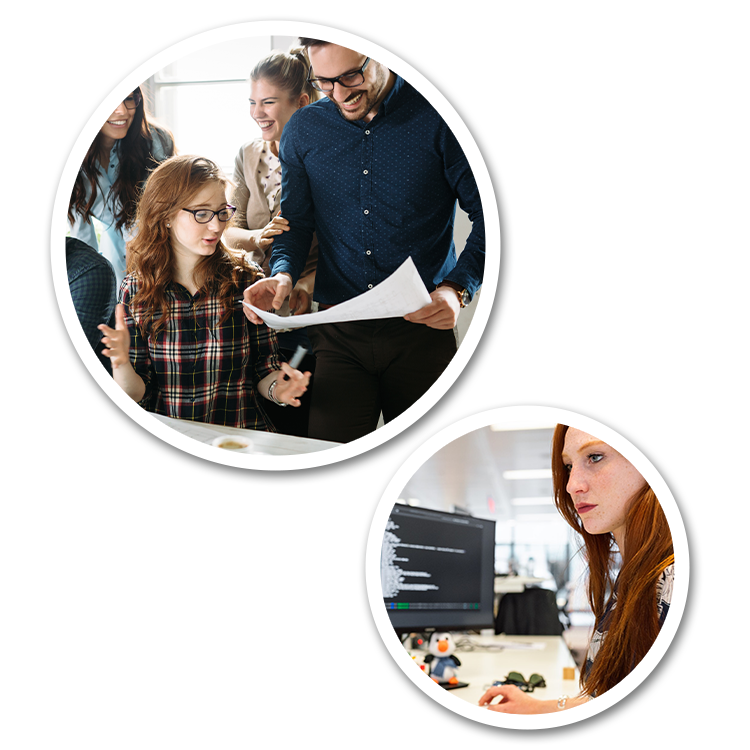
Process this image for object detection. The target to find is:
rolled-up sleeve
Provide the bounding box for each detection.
[441,128,485,299]
[249,322,282,385]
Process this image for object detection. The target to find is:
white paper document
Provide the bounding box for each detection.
[243,256,432,330]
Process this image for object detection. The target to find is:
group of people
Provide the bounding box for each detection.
[66,37,485,443]
[65,33,675,717]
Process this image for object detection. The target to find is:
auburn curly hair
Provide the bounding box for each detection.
[125,154,262,338]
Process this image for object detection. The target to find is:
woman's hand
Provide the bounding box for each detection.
[97,303,146,402]
[256,214,290,251]
[98,304,131,369]
[271,362,311,407]
[478,685,552,714]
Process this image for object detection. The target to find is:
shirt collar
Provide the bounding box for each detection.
[108,140,122,170]
[378,73,405,116]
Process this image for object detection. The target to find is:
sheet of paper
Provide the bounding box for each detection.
[243,256,432,330]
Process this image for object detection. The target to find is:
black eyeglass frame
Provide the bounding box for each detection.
[307,57,371,92]
[123,90,143,110]
[181,205,237,224]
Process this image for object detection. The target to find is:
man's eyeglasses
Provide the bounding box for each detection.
[307,57,371,92]
[182,205,237,224]
[123,90,143,110]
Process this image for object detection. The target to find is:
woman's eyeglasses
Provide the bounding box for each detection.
[123,91,143,110]
[182,206,237,224]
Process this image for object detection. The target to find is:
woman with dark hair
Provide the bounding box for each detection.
[97,154,310,430]
[68,87,175,285]
[479,425,674,713]
[223,46,320,435]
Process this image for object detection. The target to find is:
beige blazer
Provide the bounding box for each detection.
[227,139,317,282]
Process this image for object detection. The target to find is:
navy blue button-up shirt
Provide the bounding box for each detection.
[270,75,485,306]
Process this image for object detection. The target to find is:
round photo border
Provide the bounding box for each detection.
[364,405,689,729]
[42,15,515,494]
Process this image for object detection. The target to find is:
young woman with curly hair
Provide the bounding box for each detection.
[98,155,309,430]
[479,425,674,713]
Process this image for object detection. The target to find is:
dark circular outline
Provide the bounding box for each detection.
[42,14,515,487]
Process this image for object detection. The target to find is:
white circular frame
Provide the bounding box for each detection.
[365,405,689,730]
[51,20,501,471]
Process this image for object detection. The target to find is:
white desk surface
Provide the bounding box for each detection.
[153,414,340,456]
[494,576,549,593]
[411,634,580,706]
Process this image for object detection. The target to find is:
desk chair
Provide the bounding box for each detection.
[494,587,565,636]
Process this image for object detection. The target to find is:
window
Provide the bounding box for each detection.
[144,35,298,176]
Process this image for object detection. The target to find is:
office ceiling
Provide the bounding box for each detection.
[397,426,557,522]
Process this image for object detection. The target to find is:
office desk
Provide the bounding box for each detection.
[494,576,548,594]
[153,414,339,456]
[413,634,579,706]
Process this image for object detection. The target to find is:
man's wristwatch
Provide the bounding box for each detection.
[438,281,470,308]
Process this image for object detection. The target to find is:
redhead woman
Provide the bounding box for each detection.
[479,425,674,713]
[68,87,175,285]
[223,46,320,435]
[98,155,309,429]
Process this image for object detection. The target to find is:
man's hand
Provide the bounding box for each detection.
[242,274,293,324]
[403,287,461,329]
[289,286,312,315]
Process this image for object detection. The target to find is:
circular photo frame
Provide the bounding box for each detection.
[52,21,500,471]
[365,405,690,729]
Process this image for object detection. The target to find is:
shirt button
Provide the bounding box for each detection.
[366,250,372,255]
[363,169,368,174]
[365,130,370,135]
[368,284,373,289]
[364,209,369,215]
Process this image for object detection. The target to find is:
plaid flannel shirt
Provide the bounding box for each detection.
[120,271,281,430]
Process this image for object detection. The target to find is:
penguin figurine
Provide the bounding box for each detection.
[423,632,462,685]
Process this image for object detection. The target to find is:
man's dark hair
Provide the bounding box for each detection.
[298,37,329,49]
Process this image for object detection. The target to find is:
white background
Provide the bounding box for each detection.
[3,2,747,747]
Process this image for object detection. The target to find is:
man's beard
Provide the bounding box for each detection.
[333,65,387,121]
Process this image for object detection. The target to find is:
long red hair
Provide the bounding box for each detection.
[125,155,262,338]
[551,424,674,696]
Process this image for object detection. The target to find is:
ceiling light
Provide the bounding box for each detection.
[502,469,553,480]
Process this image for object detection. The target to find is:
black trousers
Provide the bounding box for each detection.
[306,318,457,443]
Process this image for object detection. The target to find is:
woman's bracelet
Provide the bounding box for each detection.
[557,695,568,710]
[267,377,287,407]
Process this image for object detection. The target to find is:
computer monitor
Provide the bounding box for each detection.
[381,504,496,634]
